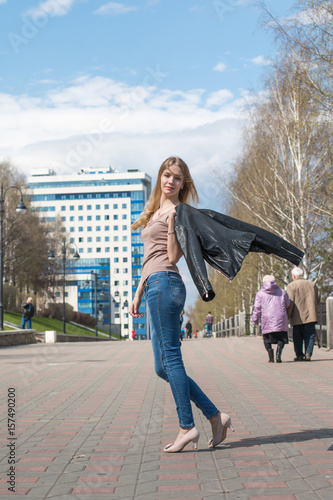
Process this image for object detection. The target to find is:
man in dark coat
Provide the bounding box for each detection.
[21,297,35,329]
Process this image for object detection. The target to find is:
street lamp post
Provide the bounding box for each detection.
[91,271,98,337]
[0,184,27,331]
[49,238,80,334]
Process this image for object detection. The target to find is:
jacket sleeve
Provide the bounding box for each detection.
[286,284,295,319]
[174,224,215,301]
[284,291,291,309]
[252,293,261,325]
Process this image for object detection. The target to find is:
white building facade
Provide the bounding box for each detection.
[28,167,151,339]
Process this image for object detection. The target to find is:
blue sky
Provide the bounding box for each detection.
[0,0,298,309]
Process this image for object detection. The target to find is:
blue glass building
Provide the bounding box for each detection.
[28,167,151,339]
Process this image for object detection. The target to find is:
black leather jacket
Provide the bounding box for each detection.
[174,204,304,302]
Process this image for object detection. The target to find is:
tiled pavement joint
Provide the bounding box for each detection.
[0,338,332,499]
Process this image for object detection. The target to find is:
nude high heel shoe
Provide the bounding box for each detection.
[164,427,200,453]
[208,412,235,448]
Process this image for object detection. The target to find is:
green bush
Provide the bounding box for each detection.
[42,302,74,322]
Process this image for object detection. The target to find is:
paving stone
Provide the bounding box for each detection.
[0,339,332,499]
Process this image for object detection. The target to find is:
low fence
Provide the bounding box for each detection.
[212,297,333,350]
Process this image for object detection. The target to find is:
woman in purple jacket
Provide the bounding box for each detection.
[252,275,290,363]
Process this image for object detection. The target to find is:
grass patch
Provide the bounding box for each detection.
[3,312,120,339]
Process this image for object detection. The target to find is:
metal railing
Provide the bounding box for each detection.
[212,298,333,350]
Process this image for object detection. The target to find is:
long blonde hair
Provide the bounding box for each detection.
[132,156,198,230]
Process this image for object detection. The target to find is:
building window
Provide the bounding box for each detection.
[105,236,109,242]
[124,291,128,296]
[78,205,83,210]
[70,237,75,243]
[87,237,92,242]
[114,247,119,252]
[96,204,101,210]
[87,205,92,210]
[122,236,127,241]
[122,203,127,209]
[123,268,128,274]
[79,227,83,232]
[96,236,101,242]
[70,227,75,232]
[123,247,127,252]
[104,225,110,231]
[113,215,118,220]
[97,248,101,253]
[96,226,101,231]
[88,248,92,253]
[122,225,127,230]
[79,248,83,253]
[113,204,118,209]
[104,215,109,220]
[114,280,119,286]
[79,237,84,242]
[105,247,110,252]
[61,227,66,232]
[87,226,92,232]
[61,216,66,222]
[123,280,128,286]
[104,204,109,209]
[78,216,83,221]
[61,206,66,211]
[114,269,119,274]
[87,215,92,221]
[70,206,74,211]
[113,225,118,231]
[123,257,128,262]
[114,258,119,263]
[96,215,101,221]
[113,236,118,242]
[122,214,127,220]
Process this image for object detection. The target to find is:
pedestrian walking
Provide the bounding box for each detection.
[205,312,213,337]
[252,275,290,363]
[185,319,192,339]
[287,267,320,361]
[130,156,234,453]
[131,328,136,341]
[21,297,35,329]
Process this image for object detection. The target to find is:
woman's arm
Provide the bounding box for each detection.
[167,209,183,265]
[130,278,144,318]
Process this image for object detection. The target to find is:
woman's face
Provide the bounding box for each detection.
[160,165,184,201]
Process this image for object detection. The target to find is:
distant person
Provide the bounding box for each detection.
[287,267,320,361]
[131,328,136,341]
[185,320,192,339]
[205,312,213,338]
[194,330,198,339]
[252,275,290,363]
[21,297,34,329]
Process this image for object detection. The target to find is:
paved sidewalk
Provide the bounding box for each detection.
[0,336,332,499]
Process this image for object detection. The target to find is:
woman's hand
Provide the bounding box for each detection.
[130,295,144,318]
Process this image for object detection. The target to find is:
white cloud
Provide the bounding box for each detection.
[213,62,227,73]
[0,75,252,217]
[249,55,272,66]
[206,89,233,108]
[26,0,77,18]
[0,0,7,5]
[95,2,137,16]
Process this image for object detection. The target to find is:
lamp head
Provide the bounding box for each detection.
[16,199,27,213]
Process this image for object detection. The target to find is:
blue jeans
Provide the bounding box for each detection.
[293,323,316,357]
[21,317,32,329]
[207,323,212,337]
[145,271,219,428]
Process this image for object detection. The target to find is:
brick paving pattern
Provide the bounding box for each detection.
[0,336,332,499]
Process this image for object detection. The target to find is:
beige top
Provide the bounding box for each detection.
[140,212,179,285]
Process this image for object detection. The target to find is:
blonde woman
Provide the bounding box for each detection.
[130,157,234,453]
